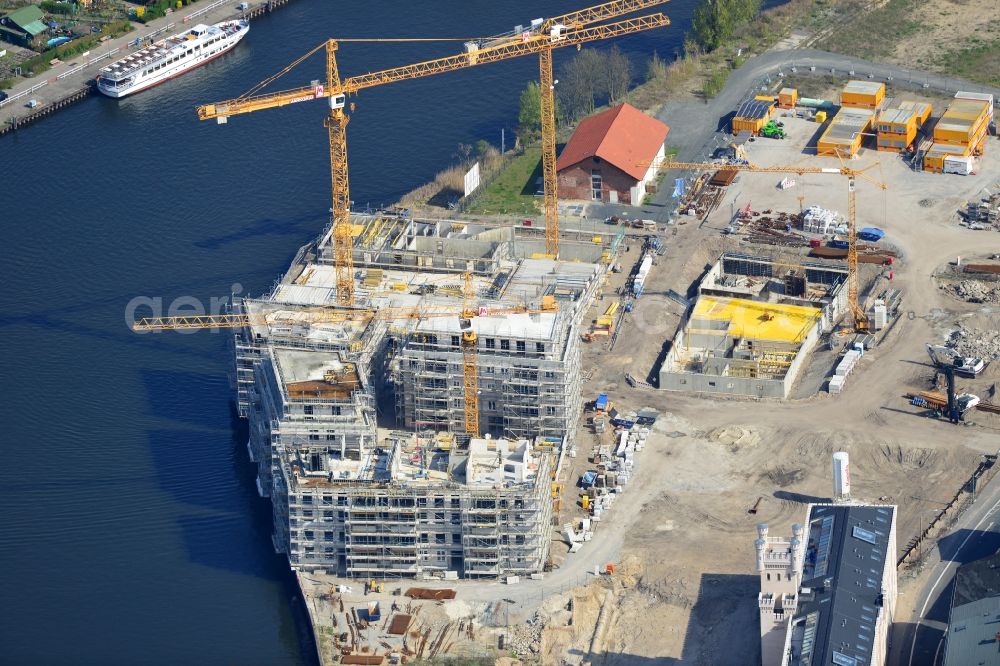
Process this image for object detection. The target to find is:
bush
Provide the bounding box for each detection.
[134,0,173,23]
[40,0,75,15]
[702,67,730,98]
[0,77,14,89]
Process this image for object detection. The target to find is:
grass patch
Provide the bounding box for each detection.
[935,39,1000,88]
[465,147,542,217]
[815,0,925,61]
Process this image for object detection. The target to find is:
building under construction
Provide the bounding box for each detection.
[231,211,612,578]
[659,252,847,398]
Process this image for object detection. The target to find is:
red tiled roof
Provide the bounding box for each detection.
[556,103,669,181]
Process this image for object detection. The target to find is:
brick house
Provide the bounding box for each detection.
[556,103,669,205]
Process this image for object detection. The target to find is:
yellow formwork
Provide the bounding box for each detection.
[692,296,821,343]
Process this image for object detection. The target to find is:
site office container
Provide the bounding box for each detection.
[923,143,971,173]
[731,99,774,135]
[816,108,873,158]
[933,98,991,146]
[897,100,931,127]
[778,87,798,109]
[875,108,917,152]
[840,80,886,110]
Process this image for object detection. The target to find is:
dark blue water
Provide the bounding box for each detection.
[0,1,697,663]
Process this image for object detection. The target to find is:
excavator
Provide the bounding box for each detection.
[924,344,983,424]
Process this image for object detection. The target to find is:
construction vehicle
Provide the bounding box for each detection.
[637,158,888,331]
[132,274,557,437]
[197,1,671,306]
[924,344,982,424]
[927,344,987,378]
[760,121,786,139]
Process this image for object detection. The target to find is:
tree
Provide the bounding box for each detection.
[691,0,763,52]
[604,45,632,104]
[517,81,541,141]
[557,48,606,121]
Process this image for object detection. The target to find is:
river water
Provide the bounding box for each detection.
[0,1,699,662]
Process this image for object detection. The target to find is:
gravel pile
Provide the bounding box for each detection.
[950,280,1000,304]
[946,327,1000,361]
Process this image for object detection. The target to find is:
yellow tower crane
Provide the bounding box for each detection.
[534,0,670,257]
[198,1,670,307]
[132,277,557,436]
[646,159,888,331]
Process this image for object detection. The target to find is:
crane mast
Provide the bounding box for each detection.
[198,3,670,306]
[646,159,887,331]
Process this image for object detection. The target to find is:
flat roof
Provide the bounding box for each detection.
[414,310,559,341]
[821,107,875,146]
[937,98,990,135]
[691,296,821,343]
[242,300,373,345]
[274,348,360,388]
[926,143,969,157]
[897,100,931,116]
[795,504,896,666]
[944,597,1000,666]
[878,108,915,126]
[843,80,885,96]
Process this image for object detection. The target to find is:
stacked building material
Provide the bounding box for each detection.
[801,206,839,234]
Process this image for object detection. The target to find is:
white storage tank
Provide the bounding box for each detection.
[832,451,851,501]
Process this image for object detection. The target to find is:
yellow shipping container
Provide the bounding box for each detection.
[815,110,828,124]
[875,108,917,152]
[840,80,885,109]
[933,98,991,146]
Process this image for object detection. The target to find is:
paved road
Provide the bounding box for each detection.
[888,476,1000,666]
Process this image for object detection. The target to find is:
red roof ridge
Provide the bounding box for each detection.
[556,103,669,181]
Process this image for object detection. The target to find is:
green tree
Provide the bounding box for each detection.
[691,0,763,52]
[517,80,542,141]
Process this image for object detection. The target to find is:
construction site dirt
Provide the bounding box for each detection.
[292,110,1000,663]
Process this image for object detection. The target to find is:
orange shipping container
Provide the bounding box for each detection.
[731,99,773,135]
[817,108,874,157]
[933,98,991,146]
[777,87,798,109]
[840,80,885,109]
[897,100,931,127]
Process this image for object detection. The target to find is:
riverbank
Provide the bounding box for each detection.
[0,0,292,134]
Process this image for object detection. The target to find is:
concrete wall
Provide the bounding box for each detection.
[659,309,824,399]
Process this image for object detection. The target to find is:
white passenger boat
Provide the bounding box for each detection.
[97,20,249,98]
